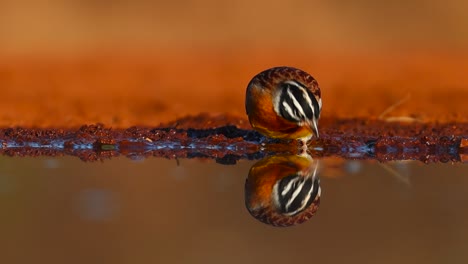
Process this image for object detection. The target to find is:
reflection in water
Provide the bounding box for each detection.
[1,157,468,263]
[43,158,61,169]
[245,154,320,227]
[0,172,15,194]
[77,188,119,221]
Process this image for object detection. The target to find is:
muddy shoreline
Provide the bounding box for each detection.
[1,115,466,164]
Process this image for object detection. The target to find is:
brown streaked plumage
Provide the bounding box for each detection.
[245,67,322,144]
[245,154,321,227]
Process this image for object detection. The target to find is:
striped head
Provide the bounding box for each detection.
[245,67,322,141]
[245,154,321,227]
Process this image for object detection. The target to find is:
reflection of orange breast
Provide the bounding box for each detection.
[246,85,312,140]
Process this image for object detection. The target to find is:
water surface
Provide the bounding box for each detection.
[0,156,467,264]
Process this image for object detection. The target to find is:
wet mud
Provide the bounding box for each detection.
[1,115,466,164]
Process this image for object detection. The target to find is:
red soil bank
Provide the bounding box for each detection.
[0,50,467,128]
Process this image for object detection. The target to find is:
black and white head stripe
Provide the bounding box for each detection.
[275,81,321,123]
[273,172,321,216]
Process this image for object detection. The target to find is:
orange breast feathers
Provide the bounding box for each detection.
[246,84,307,139]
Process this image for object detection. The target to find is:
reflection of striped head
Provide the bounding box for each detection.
[245,154,321,227]
[273,173,320,217]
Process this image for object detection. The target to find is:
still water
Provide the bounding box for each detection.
[0,156,467,264]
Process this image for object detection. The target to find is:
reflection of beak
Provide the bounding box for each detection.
[308,118,319,138]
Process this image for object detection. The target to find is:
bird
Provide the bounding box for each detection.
[245,154,321,227]
[245,66,322,145]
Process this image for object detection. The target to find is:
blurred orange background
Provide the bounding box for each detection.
[0,0,467,127]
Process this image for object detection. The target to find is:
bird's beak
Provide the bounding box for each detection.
[308,118,319,138]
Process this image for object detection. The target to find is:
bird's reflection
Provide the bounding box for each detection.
[245,154,320,227]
